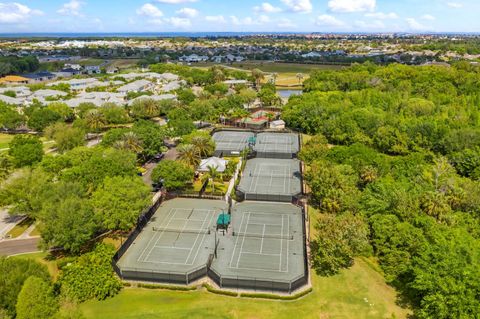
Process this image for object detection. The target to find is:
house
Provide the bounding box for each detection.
[270,119,286,130]
[223,79,249,87]
[23,71,56,82]
[0,75,30,85]
[47,78,106,91]
[28,89,68,103]
[64,63,82,70]
[84,65,101,75]
[106,67,119,74]
[59,92,125,108]
[117,79,153,93]
[56,68,82,77]
[198,157,229,173]
[178,54,209,63]
[0,86,31,98]
[0,94,24,106]
[160,80,184,92]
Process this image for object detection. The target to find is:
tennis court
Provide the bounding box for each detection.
[117,198,227,284]
[237,158,302,202]
[254,132,300,159]
[213,131,255,156]
[209,201,306,292]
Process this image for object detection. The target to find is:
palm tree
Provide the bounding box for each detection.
[251,69,265,89]
[85,109,106,132]
[191,136,214,158]
[114,132,143,154]
[296,73,304,84]
[143,99,160,118]
[177,144,201,168]
[205,165,220,194]
[271,72,278,85]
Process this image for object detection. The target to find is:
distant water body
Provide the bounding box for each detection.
[0,32,308,38]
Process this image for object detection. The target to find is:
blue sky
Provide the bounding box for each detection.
[0,0,479,33]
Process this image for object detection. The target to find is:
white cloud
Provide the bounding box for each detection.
[205,15,226,23]
[166,16,191,28]
[406,17,430,31]
[156,0,197,3]
[281,0,312,13]
[354,20,385,29]
[0,2,43,24]
[277,18,296,28]
[316,14,345,27]
[447,2,463,8]
[137,3,164,17]
[176,7,198,18]
[365,12,398,19]
[254,2,282,13]
[328,0,375,13]
[57,0,84,16]
[230,15,269,26]
[421,14,435,20]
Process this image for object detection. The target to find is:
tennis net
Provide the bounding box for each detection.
[232,231,293,240]
[152,227,211,235]
[245,172,294,179]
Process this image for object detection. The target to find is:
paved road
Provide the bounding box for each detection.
[0,237,40,256]
[0,209,24,240]
[141,148,178,186]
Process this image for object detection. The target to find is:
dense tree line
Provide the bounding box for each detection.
[0,56,39,77]
[288,63,480,318]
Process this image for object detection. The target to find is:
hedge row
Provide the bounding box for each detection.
[137,282,197,291]
[240,287,313,300]
[202,284,238,297]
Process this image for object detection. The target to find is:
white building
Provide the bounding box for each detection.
[117,79,153,93]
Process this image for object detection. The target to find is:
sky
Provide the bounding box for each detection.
[0,0,479,33]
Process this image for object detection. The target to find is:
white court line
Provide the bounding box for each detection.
[229,212,246,267]
[279,214,284,271]
[248,222,282,226]
[142,208,179,262]
[231,265,289,273]
[241,252,281,257]
[137,208,176,262]
[260,224,266,254]
[235,212,251,268]
[189,210,216,266]
[184,209,211,265]
[286,215,290,273]
[153,246,190,251]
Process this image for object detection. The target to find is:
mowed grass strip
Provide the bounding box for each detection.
[79,257,409,319]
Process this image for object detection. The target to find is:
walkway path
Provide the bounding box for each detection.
[0,237,40,256]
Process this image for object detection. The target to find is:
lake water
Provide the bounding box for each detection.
[278,90,303,98]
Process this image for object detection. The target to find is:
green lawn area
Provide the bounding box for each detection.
[79,256,409,319]
[197,61,345,74]
[0,133,14,149]
[6,217,33,238]
[12,252,60,280]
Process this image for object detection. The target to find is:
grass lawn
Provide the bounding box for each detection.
[0,133,14,149]
[197,61,344,74]
[79,256,409,319]
[6,217,33,238]
[11,252,60,280]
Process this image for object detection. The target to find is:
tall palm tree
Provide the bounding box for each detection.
[85,109,106,132]
[296,73,304,84]
[205,165,220,194]
[251,69,265,89]
[143,99,160,118]
[114,132,144,154]
[177,144,201,168]
[191,136,214,158]
[0,153,12,181]
[271,72,278,85]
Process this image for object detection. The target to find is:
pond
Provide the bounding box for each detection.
[278,89,303,98]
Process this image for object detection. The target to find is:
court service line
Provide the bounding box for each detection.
[189,210,217,266]
[184,209,211,265]
[235,212,251,268]
[279,214,284,271]
[142,208,179,262]
[137,208,176,262]
[260,224,266,254]
[229,212,246,267]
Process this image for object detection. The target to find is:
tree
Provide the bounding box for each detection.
[271,72,278,84]
[92,176,151,231]
[15,276,58,319]
[131,120,168,160]
[47,102,74,122]
[99,103,130,124]
[151,160,193,191]
[204,165,220,194]
[0,168,51,218]
[39,194,97,254]
[190,136,215,158]
[59,244,122,302]
[129,98,160,119]
[0,258,50,318]
[310,213,370,275]
[296,73,304,84]
[84,109,106,132]
[45,123,85,153]
[114,132,143,154]
[0,153,12,181]
[27,107,62,132]
[0,103,25,130]
[8,135,43,167]
[251,68,265,89]
[177,144,201,168]
[168,119,195,137]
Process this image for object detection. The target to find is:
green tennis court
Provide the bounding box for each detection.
[213,131,255,156]
[254,132,300,158]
